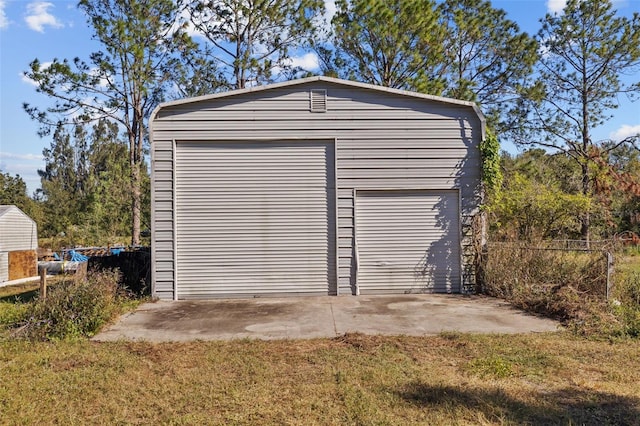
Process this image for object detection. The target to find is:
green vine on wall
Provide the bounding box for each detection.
[480,127,503,195]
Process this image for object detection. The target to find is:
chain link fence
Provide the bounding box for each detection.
[478,241,616,323]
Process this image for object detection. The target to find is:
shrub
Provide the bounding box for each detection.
[13,270,130,341]
[487,173,591,241]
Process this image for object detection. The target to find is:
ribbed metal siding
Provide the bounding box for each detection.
[0,252,8,283]
[355,190,460,294]
[175,140,333,298]
[151,80,483,299]
[151,139,176,299]
[0,207,38,252]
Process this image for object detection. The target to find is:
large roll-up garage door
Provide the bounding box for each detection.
[175,140,333,299]
[355,190,460,294]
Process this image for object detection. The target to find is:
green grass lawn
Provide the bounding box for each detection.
[617,251,640,275]
[1,333,639,425]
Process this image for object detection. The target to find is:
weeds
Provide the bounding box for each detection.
[0,303,28,327]
[9,270,134,341]
[610,272,640,337]
[467,356,514,378]
[481,241,640,337]
[481,243,605,319]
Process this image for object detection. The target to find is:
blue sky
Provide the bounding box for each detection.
[1,0,639,194]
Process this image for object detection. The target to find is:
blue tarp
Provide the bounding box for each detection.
[68,250,89,262]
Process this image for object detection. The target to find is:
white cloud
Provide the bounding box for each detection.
[270,52,320,80]
[20,72,39,87]
[88,67,109,88]
[546,0,566,13]
[0,152,44,162]
[0,157,43,194]
[313,0,336,33]
[0,0,9,30]
[25,1,63,33]
[325,0,336,16]
[286,52,320,70]
[610,124,640,141]
[171,5,207,40]
[324,0,336,23]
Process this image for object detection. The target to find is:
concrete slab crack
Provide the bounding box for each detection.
[329,300,338,336]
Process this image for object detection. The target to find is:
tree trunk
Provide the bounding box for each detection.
[131,162,141,246]
[581,161,590,248]
[128,125,141,246]
[581,60,590,249]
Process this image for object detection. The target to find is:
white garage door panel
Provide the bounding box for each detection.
[356,191,460,294]
[176,141,332,299]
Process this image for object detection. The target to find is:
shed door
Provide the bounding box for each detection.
[175,141,334,299]
[355,190,460,294]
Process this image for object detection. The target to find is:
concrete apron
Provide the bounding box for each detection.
[93,294,560,342]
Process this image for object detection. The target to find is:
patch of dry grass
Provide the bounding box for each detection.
[1,333,638,425]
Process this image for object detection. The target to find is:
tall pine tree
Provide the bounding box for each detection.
[328,0,446,92]
[517,0,640,244]
[439,0,538,131]
[24,0,194,245]
[186,0,325,89]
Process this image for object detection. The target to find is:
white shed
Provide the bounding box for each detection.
[0,205,38,283]
[150,77,485,300]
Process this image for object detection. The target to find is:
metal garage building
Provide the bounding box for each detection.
[0,205,38,283]
[150,77,485,300]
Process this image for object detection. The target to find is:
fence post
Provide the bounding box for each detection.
[605,251,613,300]
[39,267,47,299]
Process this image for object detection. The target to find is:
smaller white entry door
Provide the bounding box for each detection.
[355,190,461,294]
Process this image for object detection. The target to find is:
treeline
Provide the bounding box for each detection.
[0,0,638,246]
[36,120,148,245]
[490,147,640,242]
[1,120,148,246]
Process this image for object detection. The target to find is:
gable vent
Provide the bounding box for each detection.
[310,89,327,112]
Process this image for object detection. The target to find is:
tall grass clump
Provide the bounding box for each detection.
[13,270,131,341]
[610,271,640,337]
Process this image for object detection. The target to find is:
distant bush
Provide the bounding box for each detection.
[13,270,132,341]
